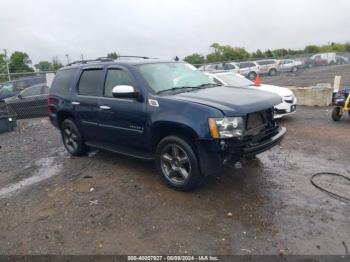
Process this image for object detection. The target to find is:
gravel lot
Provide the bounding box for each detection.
[0,107,349,255]
[262,64,350,88]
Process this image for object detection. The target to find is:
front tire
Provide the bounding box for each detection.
[331,107,343,121]
[268,68,277,76]
[156,136,203,191]
[61,119,87,156]
[291,66,298,73]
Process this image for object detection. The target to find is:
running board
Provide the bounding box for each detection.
[85,142,154,161]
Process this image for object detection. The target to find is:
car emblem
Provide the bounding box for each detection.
[148,99,159,107]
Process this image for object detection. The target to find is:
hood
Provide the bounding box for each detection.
[166,86,281,116]
[252,84,293,97]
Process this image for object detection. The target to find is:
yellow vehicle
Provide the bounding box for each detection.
[332,88,350,121]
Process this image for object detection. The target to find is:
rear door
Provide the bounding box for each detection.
[97,66,148,150]
[73,68,104,142]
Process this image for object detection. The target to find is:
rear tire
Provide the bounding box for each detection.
[61,119,87,156]
[155,135,203,191]
[331,107,343,121]
[247,71,256,80]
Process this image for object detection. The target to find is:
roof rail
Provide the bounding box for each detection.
[67,57,114,66]
[67,55,154,66]
[117,55,151,59]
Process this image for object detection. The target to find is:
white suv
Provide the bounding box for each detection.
[237,61,260,80]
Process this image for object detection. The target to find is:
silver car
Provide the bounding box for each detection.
[279,59,303,73]
[198,62,240,73]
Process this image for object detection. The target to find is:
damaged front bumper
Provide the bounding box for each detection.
[197,126,287,177]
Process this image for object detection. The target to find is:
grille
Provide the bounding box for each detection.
[246,110,268,130]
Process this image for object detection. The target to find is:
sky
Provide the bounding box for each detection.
[1,0,349,65]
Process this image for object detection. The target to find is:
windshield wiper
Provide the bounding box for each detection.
[157,83,221,94]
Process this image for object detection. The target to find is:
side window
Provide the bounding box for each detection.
[51,69,78,95]
[21,85,42,97]
[224,64,234,70]
[78,69,103,96]
[239,62,248,68]
[104,69,133,97]
[249,63,256,67]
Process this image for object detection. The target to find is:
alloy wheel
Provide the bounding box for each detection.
[63,123,78,153]
[160,144,191,185]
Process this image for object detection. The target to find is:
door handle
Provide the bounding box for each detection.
[71,101,80,105]
[99,105,111,110]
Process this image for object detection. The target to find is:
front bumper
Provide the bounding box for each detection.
[197,126,287,177]
[274,99,297,119]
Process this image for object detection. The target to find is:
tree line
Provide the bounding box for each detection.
[184,42,350,65]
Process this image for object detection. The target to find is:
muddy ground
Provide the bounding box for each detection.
[0,107,349,255]
[262,64,350,88]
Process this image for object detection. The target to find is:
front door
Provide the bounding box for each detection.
[98,67,148,150]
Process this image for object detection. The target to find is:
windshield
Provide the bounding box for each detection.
[138,62,215,93]
[0,84,14,94]
[216,74,254,88]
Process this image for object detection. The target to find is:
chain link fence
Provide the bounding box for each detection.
[0,71,56,119]
[194,52,350,88]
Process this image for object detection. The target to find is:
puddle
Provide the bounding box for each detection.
[0,157,61,198]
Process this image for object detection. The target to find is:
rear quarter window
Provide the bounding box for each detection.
[50,69,78,96]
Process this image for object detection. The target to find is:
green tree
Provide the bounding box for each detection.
[107,52,118,59]
[251,49,264,58]
[345,42,350,52]
[51,57,63,71]
[272,48,288,58]
[304,45,320,54]
[9,51,34,73]
[183,53,205,65]
[35,61,52,71]
[206,43,250,62]
[0,53,7,82]
[264,49,273,58]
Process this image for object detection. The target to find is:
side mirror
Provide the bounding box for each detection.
[112,85,139,99]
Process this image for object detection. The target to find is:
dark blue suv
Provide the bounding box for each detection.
[49,57,286,191]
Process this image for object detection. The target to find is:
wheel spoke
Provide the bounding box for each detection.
[168,170,177,178]
[64,128,71,137]
[179,156,189,165]
[178,168,189,179]
[162,153,173,163]
[71,133,77,141]
[172,145,179,157]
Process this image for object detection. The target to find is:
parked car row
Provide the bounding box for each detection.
[198,52,349,80]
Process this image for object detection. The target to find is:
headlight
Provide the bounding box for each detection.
[208,117,244,139]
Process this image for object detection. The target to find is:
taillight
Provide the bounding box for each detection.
[48,95,52,113]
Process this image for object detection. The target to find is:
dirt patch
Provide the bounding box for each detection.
[0,108,349,255]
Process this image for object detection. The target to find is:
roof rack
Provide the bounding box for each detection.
[67,55,153,66]
[67,57,114,66]
[117,55,151,59]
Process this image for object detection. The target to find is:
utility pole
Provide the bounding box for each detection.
[3,49,11,81]
[81,54,84,61]
[65,54,70,65]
